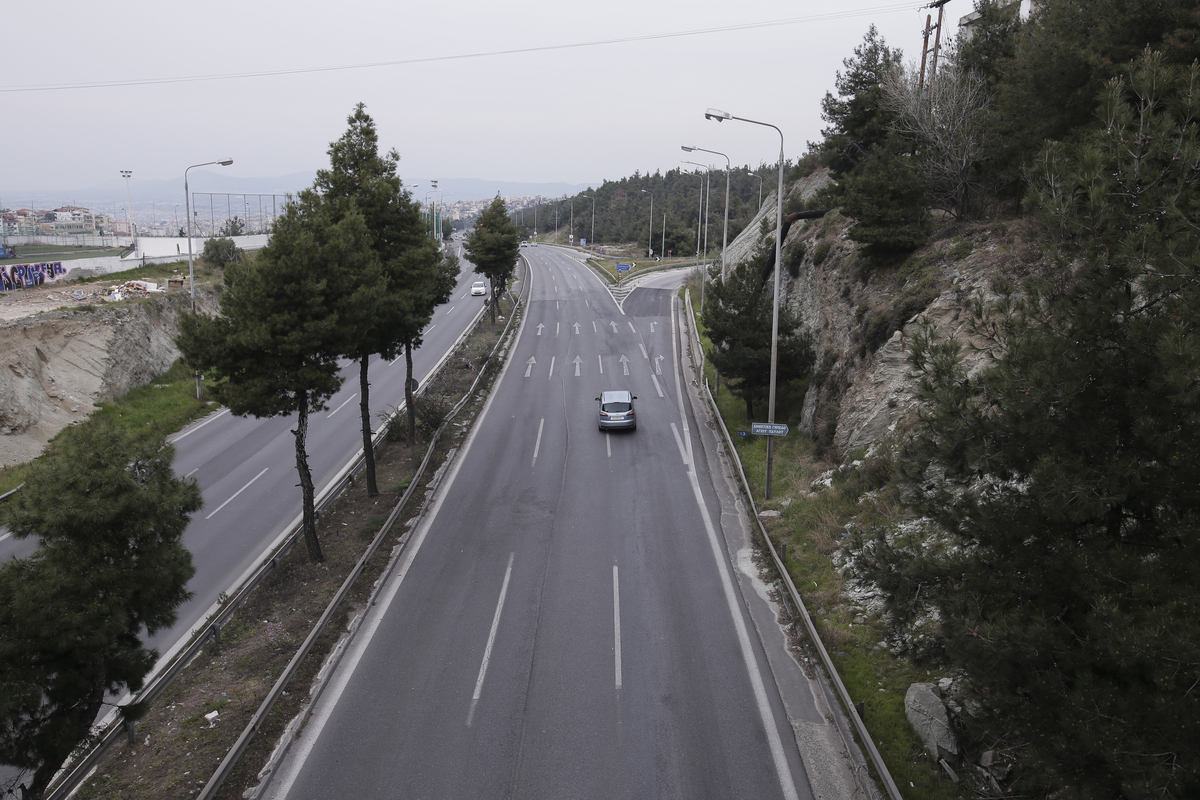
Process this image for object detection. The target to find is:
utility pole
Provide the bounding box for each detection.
[927,0,950,86]
[921,0,950,92]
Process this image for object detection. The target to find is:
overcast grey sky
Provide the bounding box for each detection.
[2,0,942,195]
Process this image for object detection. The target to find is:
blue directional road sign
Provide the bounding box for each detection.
[751,422,789,436]
[616,264,631,272]
[736,430,749,438]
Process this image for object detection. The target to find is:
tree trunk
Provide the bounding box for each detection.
[358,353,378,496]
[489,282,497,324]
[293,392,323,563]
[23,677,106,800]
[405,343,417,445]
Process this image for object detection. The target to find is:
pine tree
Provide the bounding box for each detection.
[702,247,814,420]
[464,196,520,324]
[865,52,1200,798]
[0,421,200,800]
[314,103,457,476]
[177,195,379,562]
[816,25,903,182]
[840,135,932,256]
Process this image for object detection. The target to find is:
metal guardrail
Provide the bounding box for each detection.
[42,300,496,800]
[680,289,903,800]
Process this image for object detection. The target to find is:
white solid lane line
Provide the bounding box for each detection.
[205,467,269,520]
[668,296,799,800]
[467,552,515,727]
[326,393,358,419]
[170,408,230,444]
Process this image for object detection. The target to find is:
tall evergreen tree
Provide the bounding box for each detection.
[702,247,814,420]
[177,195,380,562]
[862,52,1200,798]
[464,196,520,324]
[313,103,457,481]
[0,421,200,800]
[816,25,903,182]
[840,134,932,255]
[991,0,1200,189]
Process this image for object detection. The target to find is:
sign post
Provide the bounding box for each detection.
[750,422,789,437]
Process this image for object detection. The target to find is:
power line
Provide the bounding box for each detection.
[1,3,921,94]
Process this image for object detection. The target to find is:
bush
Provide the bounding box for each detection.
[201,237,241,268]
[812,241,831,266]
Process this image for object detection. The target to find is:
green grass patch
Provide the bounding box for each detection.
[1,244,125,262]
[90,359,216,440]
[73,260,193,286]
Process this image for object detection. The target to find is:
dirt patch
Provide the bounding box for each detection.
[64,305,513,800]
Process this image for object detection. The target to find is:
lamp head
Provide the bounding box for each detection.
[217,158,233,166]
[705,108,731,122]
[681,145,696,152]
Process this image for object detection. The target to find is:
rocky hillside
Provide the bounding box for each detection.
[724,169,1044,462]
[0,289,218,467]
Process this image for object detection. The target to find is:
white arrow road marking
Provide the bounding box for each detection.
[573,356,582,377]
[619,355,630,376]
[655,355,664,375]
[650,322,656,333]
[536,323,544,335]
[639,343,648,359]
[524,357,536,378]
[467,552,515,727]
[573,322,581,334]
[610,321,619,333]
[205,468,268,520]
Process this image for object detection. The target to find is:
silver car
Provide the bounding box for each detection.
[597,390,637,431]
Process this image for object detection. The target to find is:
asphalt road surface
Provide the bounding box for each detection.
[264,247,827,799]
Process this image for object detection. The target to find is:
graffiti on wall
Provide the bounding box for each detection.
[0,262,66,291]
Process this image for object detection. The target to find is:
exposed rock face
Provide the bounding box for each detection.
[0,289,217,466]
[905,682,961,762]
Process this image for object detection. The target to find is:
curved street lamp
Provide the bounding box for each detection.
[683,145,730,283]
[682,160,711,308]
[185,157,234,399]
[749,172,764,211]
[705,107,785,500]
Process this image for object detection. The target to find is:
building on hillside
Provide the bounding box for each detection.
[958,0,1042,41]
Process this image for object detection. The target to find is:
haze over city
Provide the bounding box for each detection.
[3,0,933,209]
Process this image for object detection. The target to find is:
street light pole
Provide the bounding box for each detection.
[683,145,730,282]
[185,157,234,400]
[706,107,785,500]
[750,172,764,210]
[683,160,711,310]
[640,189,653,258]
[582,194,595,249]
[120,170,135,253]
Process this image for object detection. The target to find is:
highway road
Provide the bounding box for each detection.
[0,244,485,666]
[263,246,837,799]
